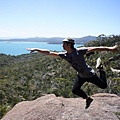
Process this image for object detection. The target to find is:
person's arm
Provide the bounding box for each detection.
[26,48,60,58]
[87,45,118,52]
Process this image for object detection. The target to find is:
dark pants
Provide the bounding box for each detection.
[72,70,107,99]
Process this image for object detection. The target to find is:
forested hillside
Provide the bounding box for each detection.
[0,35,120,119]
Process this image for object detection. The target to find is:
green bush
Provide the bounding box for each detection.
[0,35,120,119]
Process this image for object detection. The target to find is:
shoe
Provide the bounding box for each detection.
[85,97,93,109]
[96,57,103,69]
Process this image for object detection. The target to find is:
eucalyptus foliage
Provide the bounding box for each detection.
[0,35,120,119]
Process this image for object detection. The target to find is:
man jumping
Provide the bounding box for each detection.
[26,37,118,109]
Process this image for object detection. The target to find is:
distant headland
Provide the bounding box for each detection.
[0,35,96,44]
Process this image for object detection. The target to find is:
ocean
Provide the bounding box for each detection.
[0,41,83,56]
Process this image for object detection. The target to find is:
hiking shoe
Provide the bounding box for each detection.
[96,57,103,69]
[85,97,93,109]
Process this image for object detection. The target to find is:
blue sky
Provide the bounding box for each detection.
[0,0,120,38]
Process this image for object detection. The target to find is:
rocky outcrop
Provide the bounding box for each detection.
[2,93,120,120]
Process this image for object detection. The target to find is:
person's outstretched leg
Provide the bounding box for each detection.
[72,75,87,99]
[87,57,107,88]
[99,69,107,87]
[95,57,107,88]
[72,75,93,109]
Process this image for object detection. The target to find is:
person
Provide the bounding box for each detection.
[26,37,118,109]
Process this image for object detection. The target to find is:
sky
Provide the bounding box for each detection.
[0,0,120,38]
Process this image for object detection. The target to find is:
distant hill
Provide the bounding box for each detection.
[0,35,96,44]
[74,35,97,44]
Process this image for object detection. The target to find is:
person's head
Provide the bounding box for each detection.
[62,37,75,51]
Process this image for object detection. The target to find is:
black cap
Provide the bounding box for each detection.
[63,37,75,44]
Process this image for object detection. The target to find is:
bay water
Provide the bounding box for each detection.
[0,41,83,56]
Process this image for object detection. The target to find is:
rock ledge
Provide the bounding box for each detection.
[2,93,120,120]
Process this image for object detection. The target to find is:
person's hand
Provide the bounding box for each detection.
[112,45,119,52]
[26,48,36,53]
